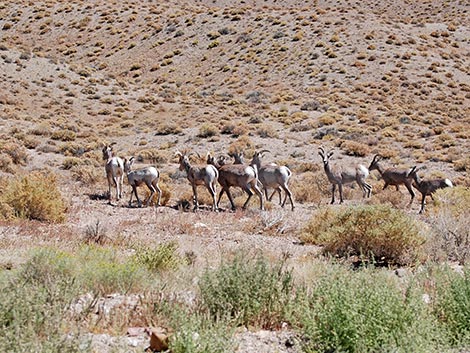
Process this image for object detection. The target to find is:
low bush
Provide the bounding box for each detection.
[0,172,67,223]
[301,204,427,265]
[198,253,295,328]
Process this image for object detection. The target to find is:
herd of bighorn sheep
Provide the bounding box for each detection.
[102,144,453,214]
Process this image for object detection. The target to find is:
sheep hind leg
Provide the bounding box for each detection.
[145,182,156,207]
[207,182,218,211]
[281,185,295,211]
[154,182,162,207]
[241,186,254,210]
[249,182,264,211]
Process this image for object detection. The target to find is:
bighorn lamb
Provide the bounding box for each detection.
[411,168,453,214]
[176,151,219,211]
[124,157,162,207]
[319,147,372,204]
[249,150,294,211]
[102,144,124,205]
[208,154,264,211]
[368,154,417,204]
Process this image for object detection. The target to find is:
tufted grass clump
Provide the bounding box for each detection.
[301,205,427,265]
[301,266,443,353]
[0,172,67,223]
[198,253,295,329]
[132,241,182,272]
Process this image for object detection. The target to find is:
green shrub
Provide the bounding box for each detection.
[435,268,470,346]
[164,306,235,353]
[79,245,146,294]
[0,249,83,352]
[301,267,442,353]
[199,253,294,328]
[132,241,182,272]
[301,205,426,265]
[1,172,67,223]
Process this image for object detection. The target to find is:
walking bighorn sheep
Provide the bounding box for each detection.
[319,147,372,204]
[208,153,264,211]
[249,150,295,211]
[411,168,453,214]
[368,154,417,204]
[123,157,162,208]
[176,151,219,211]
[102,144,124,205]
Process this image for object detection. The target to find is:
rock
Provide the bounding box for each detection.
[394,268,407,278]
[149,327,170,352]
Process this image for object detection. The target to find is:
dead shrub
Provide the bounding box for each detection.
[0,171,67,223]
[340,140,370,157]
[51,130,76,142]
[257,124,278,138]
[366,187,409,209]
[136,149,169,164]
[0,141,28,165]
[0,153,15,173]
[197,123,219,138]
[289,171,328,205]
[71,165,101,184]
[425,187,470,264]
[228,136,255,156]
[155,123,182,135]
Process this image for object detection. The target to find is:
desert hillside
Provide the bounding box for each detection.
[0,1,469,352]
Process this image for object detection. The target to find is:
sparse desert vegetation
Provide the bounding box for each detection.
[0,0,469,352]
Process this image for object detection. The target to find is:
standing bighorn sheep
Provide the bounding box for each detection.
[102,145,124,205]
[250,150,295,211]
[124,157,162,208]
[368,154,417,204]
[208,153,264,211]
[176,151,219,211]
[319,147,372,204]
[411,168,453,214]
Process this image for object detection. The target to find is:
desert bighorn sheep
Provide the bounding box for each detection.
[208,154,264,211]
[123,157,162,207]
[249,150,295,211]
[368,154,417,204]
[176,151,219,211]
[319,147,372,204]
[411,168,453,214]
[102,144,124,205]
